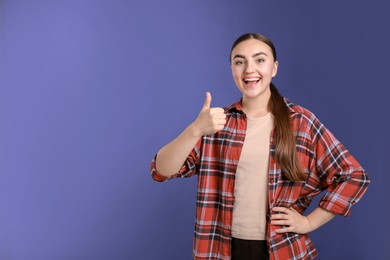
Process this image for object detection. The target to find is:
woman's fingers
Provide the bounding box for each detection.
[270,206,311,234]
[195,93,227,135]
[275,226,293,233]
[272,207,290,214]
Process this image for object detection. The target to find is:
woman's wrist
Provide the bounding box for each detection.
[306,207,336,232]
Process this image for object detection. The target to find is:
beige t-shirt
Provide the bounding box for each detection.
[231,112,274,240]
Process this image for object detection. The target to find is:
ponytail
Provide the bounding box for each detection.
[268,83,306,181]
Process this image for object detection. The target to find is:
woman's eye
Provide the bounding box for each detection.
[257,58,265,63]
[235,61,243,65]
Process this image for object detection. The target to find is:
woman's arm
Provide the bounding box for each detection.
[155,92,226,177]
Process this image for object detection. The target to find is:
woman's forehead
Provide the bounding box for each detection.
[232,39,273,57]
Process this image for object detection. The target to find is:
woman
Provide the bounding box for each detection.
[150,33,370,260]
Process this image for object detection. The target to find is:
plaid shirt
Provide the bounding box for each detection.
[150,98,370,260]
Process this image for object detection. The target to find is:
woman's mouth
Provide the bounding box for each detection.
[242,77,260,87]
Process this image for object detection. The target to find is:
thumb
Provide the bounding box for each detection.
[202,91,212,109]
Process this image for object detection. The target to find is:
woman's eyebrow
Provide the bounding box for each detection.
[232,54,245,60]
[252,52,268,57]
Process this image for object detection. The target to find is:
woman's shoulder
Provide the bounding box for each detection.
[283,98,323,128]
[284,98,316,117]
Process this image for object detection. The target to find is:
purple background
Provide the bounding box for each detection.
[1,1,388,259]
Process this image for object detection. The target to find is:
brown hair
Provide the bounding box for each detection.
[230,33,306,181]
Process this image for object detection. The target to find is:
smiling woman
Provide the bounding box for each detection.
[150,33,370,260]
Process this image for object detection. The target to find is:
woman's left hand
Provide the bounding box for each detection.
[270,207,313,234]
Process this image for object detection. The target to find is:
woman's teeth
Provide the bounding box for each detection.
[243,78,260,83]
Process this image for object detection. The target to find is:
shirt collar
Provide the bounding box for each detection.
[225,98,244,113]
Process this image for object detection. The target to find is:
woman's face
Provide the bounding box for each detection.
[230,39,278,100]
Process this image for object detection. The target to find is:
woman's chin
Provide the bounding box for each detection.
[241,87,271,100]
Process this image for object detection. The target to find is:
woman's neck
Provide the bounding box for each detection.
[242,89,271,118]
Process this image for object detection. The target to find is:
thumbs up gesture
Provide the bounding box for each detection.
[192,92,226,136]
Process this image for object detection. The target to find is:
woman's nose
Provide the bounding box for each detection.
[244,61,255,73]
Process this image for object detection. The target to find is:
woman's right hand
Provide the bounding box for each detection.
[191,92,226,137]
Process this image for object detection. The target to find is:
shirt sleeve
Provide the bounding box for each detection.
[311,117,370,217]
[150,139,202,182]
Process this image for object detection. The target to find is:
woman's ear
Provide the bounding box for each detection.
[272,61,278,77]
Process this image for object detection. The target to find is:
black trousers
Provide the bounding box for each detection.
[231,237,269,260]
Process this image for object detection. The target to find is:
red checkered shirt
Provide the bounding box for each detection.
[150,98,370,260]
